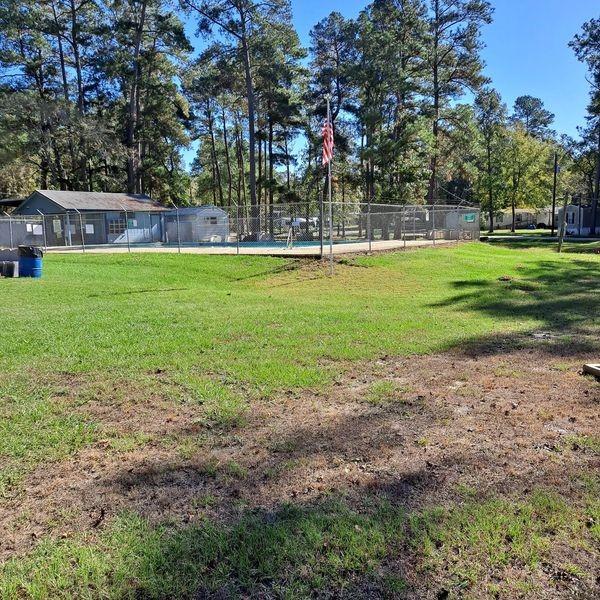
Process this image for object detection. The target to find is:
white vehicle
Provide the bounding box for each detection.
[284,216,319,228]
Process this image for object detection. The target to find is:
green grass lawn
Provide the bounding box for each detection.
[1,243,599,598]
[3,243,597,385]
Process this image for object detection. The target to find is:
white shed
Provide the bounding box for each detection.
[165,206,229,244]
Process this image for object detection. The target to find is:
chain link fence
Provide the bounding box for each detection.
[0,202,480,254]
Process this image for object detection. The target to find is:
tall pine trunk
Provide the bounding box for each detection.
[487,143,494,233]
[592,126,600,236]
[268,114,274,236]
[221,107,233,207]
[207,102,223,205]
[240,30,258,232]
[126,0,147,193]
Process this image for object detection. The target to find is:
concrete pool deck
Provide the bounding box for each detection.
[47,237,464,257]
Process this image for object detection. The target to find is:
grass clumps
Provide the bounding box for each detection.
[410,491,588,595]
[0,379,96,498]
[0,501,401,599]
[366,380,412,405]
[566,434,600,454]
[181,375,248,430]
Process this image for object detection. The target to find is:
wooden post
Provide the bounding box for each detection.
[557,196,569,253]
[551,152,558,236]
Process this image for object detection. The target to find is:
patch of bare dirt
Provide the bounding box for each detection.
[1,345,599,597]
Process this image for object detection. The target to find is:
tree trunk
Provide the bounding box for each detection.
[240,30,258,231]
[428,1,440,203]
[284,134,291,190]
[257,128,262,211]
[52,4,70,104]
[69,0,85,114]
[221,106,233,207]
[126,0,147,193]
[487,143,494,233]
[592,126,600,236]
[268,113,274,236]
[264,137,268,206]
[511,198,516,232]
[51,2,77,190]
[207,102,223,205]
[68,0,89,188]
[235,117,247,234]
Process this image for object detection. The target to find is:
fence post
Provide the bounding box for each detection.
[124,209,131,253]
[432,205,436,246]
[367,201,372,253]
[36,210,47,251]
[75,208,86,253]
[319,191,324,259]
[402,207,406,249]
[176,206,181,253]
[413,206,416,240]
[557,196,569,253]
[236,204,240,255]
[7,213,13,249]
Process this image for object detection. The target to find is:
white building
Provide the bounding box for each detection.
[493,207,555,229]
[557,204,599,236]
[165,206,229,244]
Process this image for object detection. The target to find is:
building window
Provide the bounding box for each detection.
[205,216,218,224]
[108,219,126,235]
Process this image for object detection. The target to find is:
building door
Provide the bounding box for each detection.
[150,213,162,242]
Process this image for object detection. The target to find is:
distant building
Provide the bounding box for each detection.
[493,207,555,229]
[9,190,230,247]
[0,197,24,213]
[558,204,600,236]
[13,190,168,245]
[164,206,229,244]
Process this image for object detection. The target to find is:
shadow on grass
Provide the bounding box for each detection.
[3,458,598,599]
[434,257,600,358]
[6,369,595,599]
[3,249,600,598]
[486,238,600,254]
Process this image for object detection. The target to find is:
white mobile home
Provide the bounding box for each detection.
[493,207,555,229]
[558,204,600,236]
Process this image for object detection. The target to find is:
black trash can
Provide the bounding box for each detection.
[0,261,19,277]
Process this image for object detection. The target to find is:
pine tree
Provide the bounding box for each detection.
[426,0,492,201]
[512,95,555,139]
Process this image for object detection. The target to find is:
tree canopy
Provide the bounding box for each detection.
[0,0,598,231]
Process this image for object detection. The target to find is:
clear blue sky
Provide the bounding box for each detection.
[183,0,596,165]
[290,0,594,136]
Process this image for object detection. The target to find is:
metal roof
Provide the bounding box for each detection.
[0,198,24,207]
[32,190,168,212]
[166,206,228,215]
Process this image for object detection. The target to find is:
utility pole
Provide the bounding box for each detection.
[551,152,558,236]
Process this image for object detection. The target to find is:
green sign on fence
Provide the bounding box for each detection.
[463,213,476,223]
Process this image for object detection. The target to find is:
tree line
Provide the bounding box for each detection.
[0,0,599,232]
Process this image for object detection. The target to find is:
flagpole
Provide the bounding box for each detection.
[326,96,334,276]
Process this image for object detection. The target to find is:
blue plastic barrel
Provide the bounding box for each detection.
[18,246,44,278]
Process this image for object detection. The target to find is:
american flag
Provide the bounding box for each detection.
[322,119,334,166]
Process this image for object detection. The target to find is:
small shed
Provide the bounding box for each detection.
[165,206,229,244]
